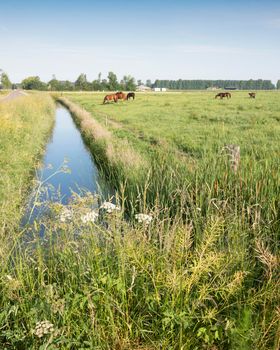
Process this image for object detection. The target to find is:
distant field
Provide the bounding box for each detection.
[65,91,280,160]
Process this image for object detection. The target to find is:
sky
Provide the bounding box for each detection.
[0,0,280,83]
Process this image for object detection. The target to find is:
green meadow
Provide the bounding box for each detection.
[0,91,279,349]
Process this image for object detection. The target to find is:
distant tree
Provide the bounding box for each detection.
[153,79,275,90]
[61,80,75,91]
[277,80,280,89]
[137,79,142,86]
[107,72,119,91]
[1,71,12,89]
[123,75,136,91]
[146,79,152,87]
[48,78,61,91]
[92,80,101,91]
[92,73,103,91]
[75,73,91,90]
[101,79,108,91]
[21,76,47,90]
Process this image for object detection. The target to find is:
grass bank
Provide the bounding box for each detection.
[0,93,55,235]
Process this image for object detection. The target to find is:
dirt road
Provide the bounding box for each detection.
[0,90,28,102]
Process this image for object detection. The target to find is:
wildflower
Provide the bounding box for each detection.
[135,213,153,225]
[100,202,120,213]
[60,207,72,222]
[34,320,54,338]
[81,210,99,224]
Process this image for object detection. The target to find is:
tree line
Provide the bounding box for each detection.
[154,79,276,90]
[1,70,280,91]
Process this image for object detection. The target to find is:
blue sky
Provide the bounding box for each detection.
[1,0,280,83]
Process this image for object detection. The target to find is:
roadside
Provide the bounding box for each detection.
[0,89,28,102]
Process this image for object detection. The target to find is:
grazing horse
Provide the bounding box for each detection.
[115,91,127,101]
[103,94,118,104]
[249,92,256,98]
[215,92,231,99]
[127,92,135,100]
[224,92,231,98]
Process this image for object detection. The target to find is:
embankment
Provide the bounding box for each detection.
[55,96,148,212]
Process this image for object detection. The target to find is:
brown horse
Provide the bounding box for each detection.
[127,92,135,100]
[215,92,231,99]
[225,92,231,98]
[103,94,118,104]
[115,91,127,101]
[249,92,256,98]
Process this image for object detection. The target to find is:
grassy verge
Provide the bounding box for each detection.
[1,194,279,349]
[0,93,55,234]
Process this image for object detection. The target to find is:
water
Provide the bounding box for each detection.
[22,104,112,227]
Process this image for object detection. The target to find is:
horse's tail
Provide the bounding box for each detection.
[103,96,106,104]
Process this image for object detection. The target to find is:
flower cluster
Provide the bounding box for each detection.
[81,210,99,224]
[34,320,54,338]
[135,213,153,225]
[60,207,72,222]
[100,202,121,213]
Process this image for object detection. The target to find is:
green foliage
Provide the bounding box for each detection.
[121,75,136,91]
[48,79,74,91]
[21,76,47,90]
[154,79,276,90]
[75,73,91,91]
[0,71,12,89]
[107,71,119,91]
[277,80,280,89]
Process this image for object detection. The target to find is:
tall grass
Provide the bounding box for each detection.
[0,93,55,235]
[0,193,279,349]
[0,92,279,349]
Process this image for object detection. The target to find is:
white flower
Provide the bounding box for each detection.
[81,211,99,224]
[135,213,153,225]
[100,202,121,213]
[34,320,54,338]
[60,207,72,223]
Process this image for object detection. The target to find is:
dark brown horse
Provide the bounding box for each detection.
[215,92,231,99]
[115,91,127,101]
[103,94,118,104]
[249,92,256,98]
[225,92,231,98]
[127,92,135,100]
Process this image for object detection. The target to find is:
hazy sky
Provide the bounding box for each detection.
[1,0,280,83]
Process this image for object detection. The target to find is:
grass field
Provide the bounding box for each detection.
[63,91,280,217]
[0,91,279,349]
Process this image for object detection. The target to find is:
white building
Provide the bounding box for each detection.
[152,87,167,92]
[136,85,152,92]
